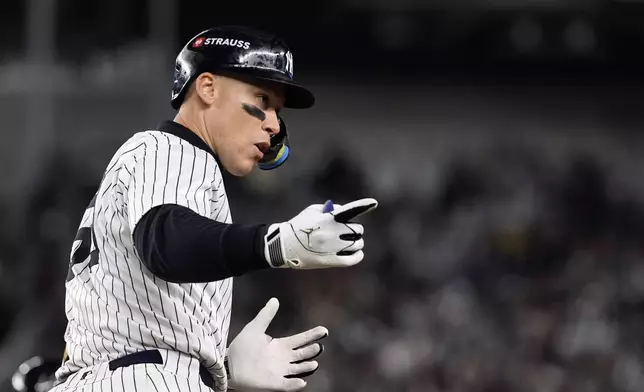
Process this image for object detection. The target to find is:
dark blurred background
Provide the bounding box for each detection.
[2,1,644,391]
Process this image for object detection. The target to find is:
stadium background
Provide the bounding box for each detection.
[1,0,644,391]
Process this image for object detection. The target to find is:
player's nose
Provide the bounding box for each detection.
[262,111,280,137]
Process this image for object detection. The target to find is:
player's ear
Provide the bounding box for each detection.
[194,72,219,107]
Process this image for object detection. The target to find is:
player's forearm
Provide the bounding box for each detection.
[134,204,270,283]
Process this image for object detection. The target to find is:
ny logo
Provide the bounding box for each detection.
[285,51,294,79]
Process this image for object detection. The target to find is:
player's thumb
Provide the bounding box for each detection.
[331,198,379,223]
[249,297,280,332]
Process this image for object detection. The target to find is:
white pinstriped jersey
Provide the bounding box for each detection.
[56,128,232,389]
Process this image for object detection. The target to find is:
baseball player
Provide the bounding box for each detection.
[49,25,378,392]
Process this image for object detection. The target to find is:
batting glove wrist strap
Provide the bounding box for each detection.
[263,198,378,269]
[227,298,328,392]
[265,223,287,267]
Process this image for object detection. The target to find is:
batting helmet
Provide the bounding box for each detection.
[171,25,313,170]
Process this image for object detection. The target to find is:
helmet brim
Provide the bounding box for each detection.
[255,77,315,109]
[217,67,315,109]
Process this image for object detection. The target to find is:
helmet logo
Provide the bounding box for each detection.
[192,37,206,48]
[285,51,294,79]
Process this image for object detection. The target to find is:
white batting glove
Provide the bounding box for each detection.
[226,298,328,391]
[264,198,378,269]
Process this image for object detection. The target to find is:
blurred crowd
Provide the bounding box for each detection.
[228,142,644,392]
[1,134,644,392]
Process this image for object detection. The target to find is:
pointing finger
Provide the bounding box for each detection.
[331,198,378,223]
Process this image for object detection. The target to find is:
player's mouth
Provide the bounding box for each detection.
[254,142,270,159]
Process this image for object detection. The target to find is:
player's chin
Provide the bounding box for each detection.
[226,158,257,177]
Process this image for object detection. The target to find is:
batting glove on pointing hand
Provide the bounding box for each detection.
[226,298,328,391]
[264,198,378,269]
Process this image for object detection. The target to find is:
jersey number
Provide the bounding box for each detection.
[66,193,99,282]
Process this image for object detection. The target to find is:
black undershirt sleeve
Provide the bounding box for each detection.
[133,204,270,283]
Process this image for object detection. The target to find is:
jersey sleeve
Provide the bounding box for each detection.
[124,132,220,234]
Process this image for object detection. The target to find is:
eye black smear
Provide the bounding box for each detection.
[241,103,266,121]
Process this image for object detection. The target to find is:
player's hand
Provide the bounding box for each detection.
[226,298,328,391]
[264,198,378,269]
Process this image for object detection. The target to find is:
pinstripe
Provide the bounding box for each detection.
[116,218,144,345]
[161,134,172,203]
[210,192,225,203]
[104,142,146,176]
[185,145,197,208]
[111,215,134,348]
[133,363,139,392]
[213,281,229,314]
[185,374,194,392]
[138,143,164,348]
[68,344,80,369]
[87,198,109,354]
[92,261,111,358]
[202,280,225,326]
[145,370,161,392]
[94,359,106,381]
[173,137,184,205]
[66,370,80,389]
[95,364,107,392]
[159,367,174,392]
[180,299,195,382]
[213,199,227,222]
[214,283,233,352]
[100,270,118,353]
[195,154,208,214]
[197,375,205,392]
[179,373,194,392]
[82,284,103,359]
[108,366,114,392]
[102,211,119,353]
[120,367,126,392]
[160,350,169,371]
[205,361,223,372]
[189,284,199,321]
[132,161,139,230]
[60,131,233,385]
[135,157,144,238]
[196,287,206,326]
[203,160,217,215]
[68,317,86,367]
[139,260,164,346]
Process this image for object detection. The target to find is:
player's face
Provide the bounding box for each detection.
[207,76,285,176]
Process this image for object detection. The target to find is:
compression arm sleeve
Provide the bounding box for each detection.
[133,204,270,283]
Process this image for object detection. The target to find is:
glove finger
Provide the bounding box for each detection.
[337,238,364,256]
[248,297,280,332]
[280,378,307,391]
[305,204,325,212]
[336,250,364,267]
[287,368,317,379]
[287,361,319,377]
[282,326,329,349]
[339,223,364,241]
[331,198,378,223]
[292,343,324,363]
